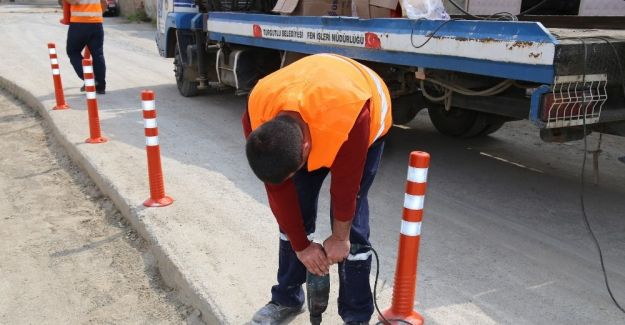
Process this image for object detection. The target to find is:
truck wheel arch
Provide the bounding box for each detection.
[166,28,177,58]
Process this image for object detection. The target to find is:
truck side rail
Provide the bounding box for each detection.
[205,12,558,84]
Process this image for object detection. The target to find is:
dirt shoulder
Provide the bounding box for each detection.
[0,89,194,324]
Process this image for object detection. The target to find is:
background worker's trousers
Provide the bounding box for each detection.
[271,139,385,323]
[66,23,106,90]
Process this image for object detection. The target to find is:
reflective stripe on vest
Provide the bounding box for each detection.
[248,54,392,170]
[70,2,103,23]
[317,54,391,143]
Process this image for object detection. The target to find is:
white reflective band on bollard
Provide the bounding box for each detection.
[144,118,157,128]
[86,92,96,99]
[407,167,428,183]
[83,66,94,73]
[146,136,159,146]
[51,58,58,65]
[52,69,60,75]
[142,100,156,111]
[49,48,57,55]
[400,220,422,237]
[404,193,425,210]
[85,79,95,86]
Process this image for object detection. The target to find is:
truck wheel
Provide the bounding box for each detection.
[391,93,422,125]
[174,47,199,97]
[428,106,504,138]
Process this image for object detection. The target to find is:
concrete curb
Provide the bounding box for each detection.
[0,76,221,324]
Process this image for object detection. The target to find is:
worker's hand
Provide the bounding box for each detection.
[295,242,329,276]
[323,235,350,265]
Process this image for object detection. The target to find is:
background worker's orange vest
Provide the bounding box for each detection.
[248,54,392,171]
[70,0,103,23]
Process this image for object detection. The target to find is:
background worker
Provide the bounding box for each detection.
[242,53,392,325]
[64,0,107,94]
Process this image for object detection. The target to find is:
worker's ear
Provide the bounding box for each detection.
[301,138,311,161]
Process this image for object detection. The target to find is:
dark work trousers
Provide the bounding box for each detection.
[271,139,385,323]
[66,22,106,89]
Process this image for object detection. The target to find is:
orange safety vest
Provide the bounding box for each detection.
[70,0,103,23]
[248,54,392,171]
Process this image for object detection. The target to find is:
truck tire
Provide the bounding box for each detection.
[428,106,505,138]
[174,47,199,97]
[391,93,422,125]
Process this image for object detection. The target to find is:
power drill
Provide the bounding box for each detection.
[305,243,369,324]
[306,271,329,325]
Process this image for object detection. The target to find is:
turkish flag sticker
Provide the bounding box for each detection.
[365,32,381,49]
[253,24,262,38]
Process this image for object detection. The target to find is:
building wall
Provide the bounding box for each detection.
[118,0,157,19]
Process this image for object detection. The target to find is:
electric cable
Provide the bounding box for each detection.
[420,78,514,111]
[445,0,515,21]
[518,0,549,16]
[576,37,625,315]
[580,116,625,314]
[446,0,548,20]
[409,19,456,49]
[365,245,414,325]
[558,36,625,98]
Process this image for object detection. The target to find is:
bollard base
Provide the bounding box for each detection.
[53,104,70,110]
[85,137,108,144]
[144,195,174,207]
[380,309,424,325]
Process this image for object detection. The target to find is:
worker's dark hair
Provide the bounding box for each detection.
[246,115,303,184]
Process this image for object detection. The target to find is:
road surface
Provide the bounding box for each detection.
[1,3,625,324]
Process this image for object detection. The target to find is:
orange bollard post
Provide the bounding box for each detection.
[82,59,108,144]
[47,43,70,110]
[141,90,174,207]
[83,47,91,60]
[381,151,430,325]
[60,1,70,25]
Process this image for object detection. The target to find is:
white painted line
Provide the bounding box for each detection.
[400,220,421,237]
[144,118,157,128]
[404,193,424,210]
[142,100,155,111]
[407,167,428,183]
[527,281,555,290]
[146,136,159,146]
[479,152,544,173]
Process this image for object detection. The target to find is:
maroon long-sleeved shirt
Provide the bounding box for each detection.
[242,105,371,251]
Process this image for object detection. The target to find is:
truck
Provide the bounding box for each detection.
[155,0,625,142]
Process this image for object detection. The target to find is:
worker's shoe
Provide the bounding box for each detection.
[80,85,85,92]
[251,301,303,325]
[344,322,369,325]
[96,88,105,95]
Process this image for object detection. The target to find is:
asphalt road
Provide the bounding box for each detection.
[1,4,625,324]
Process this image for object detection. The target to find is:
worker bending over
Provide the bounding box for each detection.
[243,53,392,325]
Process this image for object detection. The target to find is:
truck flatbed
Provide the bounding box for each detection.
[205,12,625,86]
